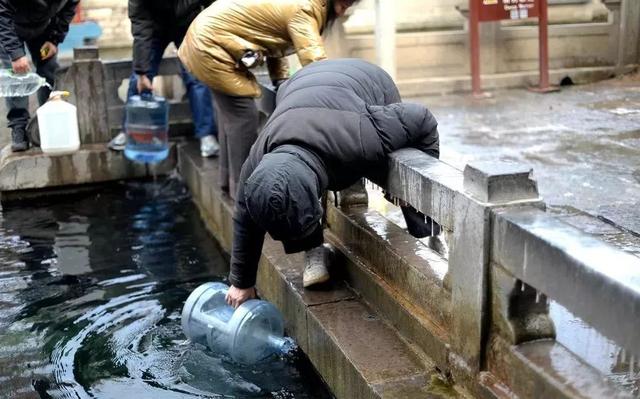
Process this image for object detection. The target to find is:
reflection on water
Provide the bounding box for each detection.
[551,302,640,397]
[0,178,331,399]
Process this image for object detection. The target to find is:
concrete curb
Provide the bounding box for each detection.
[0,143,176,194]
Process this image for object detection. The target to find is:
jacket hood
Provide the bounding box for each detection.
[244,152,322,241]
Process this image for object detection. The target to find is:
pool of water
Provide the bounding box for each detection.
[0,178,332,399]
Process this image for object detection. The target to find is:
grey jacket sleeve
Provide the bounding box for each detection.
[129,0,154,75]
[0,0,25,60]
[229,159,266,289]
[46,0,80,45]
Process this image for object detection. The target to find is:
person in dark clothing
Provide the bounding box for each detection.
[108,0,220,158]
[0,0,79,152]
[225,59,440,307]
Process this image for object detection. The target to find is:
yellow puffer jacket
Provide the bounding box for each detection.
[178,0,328,98]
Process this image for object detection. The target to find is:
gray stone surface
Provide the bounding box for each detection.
[598,202,640,237]
[463,161,539,204]
[415,77,640,218]
[486,336,630,399]
[0,144,175,193]
[492,206,640,358]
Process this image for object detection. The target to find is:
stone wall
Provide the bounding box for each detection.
[345,0,610,33]
[82,0,132,57]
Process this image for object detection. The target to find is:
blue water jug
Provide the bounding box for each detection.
[124,93,169,164]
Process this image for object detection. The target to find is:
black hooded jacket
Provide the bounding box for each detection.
[230,59,439,289]
[0,0,79,61]
[129,0,214,75]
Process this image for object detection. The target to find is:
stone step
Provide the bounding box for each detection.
[326,204,452,370]
[176,143,472,398]
[0,143,175,198]
[397,66,631,97]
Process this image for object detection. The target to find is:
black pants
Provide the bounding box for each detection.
[0,34,58,131]
[212,91,259,199]
[279,201,439,256]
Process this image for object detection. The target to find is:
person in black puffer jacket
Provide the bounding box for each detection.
[108,0,220,159]
[0,0,79,152]
[225,58,440,308]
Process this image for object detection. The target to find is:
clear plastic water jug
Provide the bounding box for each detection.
[36,91,80,154]
[0,70,48,97]
[181,282,294,364]
[124,92,169,164]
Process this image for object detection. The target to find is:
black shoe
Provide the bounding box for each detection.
[11,127,29,152]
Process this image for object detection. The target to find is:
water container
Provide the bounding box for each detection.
[124,93,169,164]
[182,282,294,364]
[0,70,48,97]
[36,91,80,154]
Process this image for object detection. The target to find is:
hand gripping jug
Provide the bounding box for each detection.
[36,91,80,154]
[181,282,294,364]
[124,92,169,164]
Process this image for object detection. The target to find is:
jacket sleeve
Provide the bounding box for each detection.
[287,6,327,66]
[367,103,440,158]
[45,0,80,45]
[0,0,25,60]
[129,0,154,75]
[229,160,267,289]
[267,56,289,83]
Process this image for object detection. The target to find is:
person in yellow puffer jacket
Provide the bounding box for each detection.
[178,0,360,199]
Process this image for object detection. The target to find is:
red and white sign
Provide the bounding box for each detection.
[479,0,540,22]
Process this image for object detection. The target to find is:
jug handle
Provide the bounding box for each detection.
[140,91,154,100]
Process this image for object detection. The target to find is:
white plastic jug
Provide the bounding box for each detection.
[37,91,80,154]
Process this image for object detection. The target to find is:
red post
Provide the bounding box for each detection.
[470,0,482,96]
[537,0,550,90]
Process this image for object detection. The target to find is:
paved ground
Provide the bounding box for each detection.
[414,72,640,236]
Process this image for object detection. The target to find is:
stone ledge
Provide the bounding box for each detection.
[399,66,636,97]
[0,143,176,194]
[176,143,458,399]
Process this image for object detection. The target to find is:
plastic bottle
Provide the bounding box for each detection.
[124,92,169,164]
[36,91,80,154]
[181,282,294,364]
[0,70,48,97]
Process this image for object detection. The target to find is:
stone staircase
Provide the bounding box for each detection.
[177,143,475,398]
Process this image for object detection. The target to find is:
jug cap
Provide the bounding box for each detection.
[49,91,70,101]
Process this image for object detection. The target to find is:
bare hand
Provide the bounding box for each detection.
[11,56,30,74]
[40,41,57,60]
[136,74,153,94]
[226,285,256,308]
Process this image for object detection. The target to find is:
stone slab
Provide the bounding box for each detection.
[463,161,539,204]
[327,229,451,370]
[598,203,640,237]
[307,299,429,399]
[0,143,175,194]
[327,205,451,323]
[492,206,640,358]
[487,336,631,399]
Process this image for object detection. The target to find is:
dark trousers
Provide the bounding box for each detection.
[212,91,258,198]
[0,35,57,131]
[125,35,216,139]
[280,199,440,256]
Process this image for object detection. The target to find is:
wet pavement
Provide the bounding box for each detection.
[414,74,640,237]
